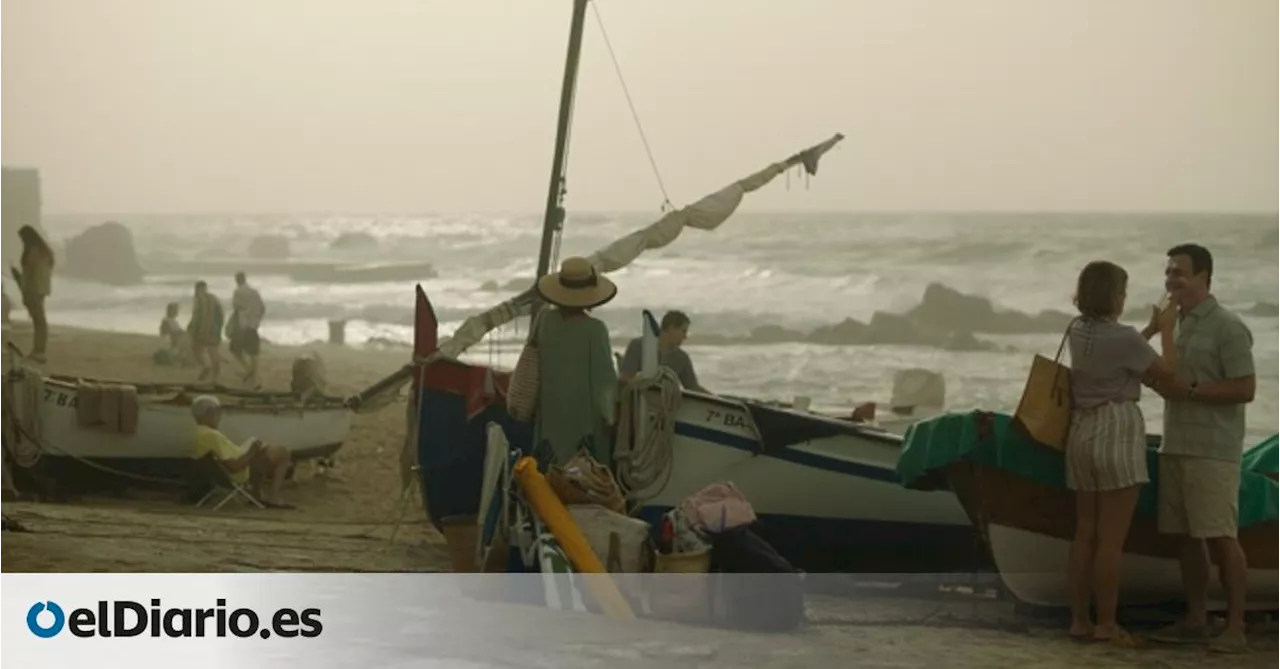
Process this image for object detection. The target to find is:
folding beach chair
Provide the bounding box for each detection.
[193,454,265,511]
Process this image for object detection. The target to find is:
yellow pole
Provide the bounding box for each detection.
[513,456,635,620]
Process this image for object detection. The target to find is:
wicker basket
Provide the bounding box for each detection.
[647,549,716,623]
[654,549,711,573]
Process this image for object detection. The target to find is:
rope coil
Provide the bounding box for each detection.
[613,366,682,505]
[5,364,46,469]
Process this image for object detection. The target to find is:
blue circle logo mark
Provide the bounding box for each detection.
[27,601,65,638]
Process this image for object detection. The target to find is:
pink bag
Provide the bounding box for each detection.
[678,482,757,534]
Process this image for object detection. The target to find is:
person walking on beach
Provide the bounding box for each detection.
[531,257,620,470]
[1149,244,1255,654]
[230,271,266,387]
[14,225,54,362]
[1062,261,1187,647]
[188,281,225,384]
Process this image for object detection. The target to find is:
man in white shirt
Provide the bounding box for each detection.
[230,271,266,387]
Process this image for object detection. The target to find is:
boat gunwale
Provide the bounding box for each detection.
[413,355,904,448]
[30,373,353,413]
[684,389,904,447]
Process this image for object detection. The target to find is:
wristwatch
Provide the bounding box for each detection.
[1186,382,1198,401]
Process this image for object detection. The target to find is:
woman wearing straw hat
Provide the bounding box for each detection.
[532,256,620,469]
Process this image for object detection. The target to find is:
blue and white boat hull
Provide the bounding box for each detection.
[627,389,987,574]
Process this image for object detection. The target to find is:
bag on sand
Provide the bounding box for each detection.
[506,313,543,422]
[1012,320,1075,450]
[710,524,805,632]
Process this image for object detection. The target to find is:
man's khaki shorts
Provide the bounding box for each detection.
[1157,454,1240,539]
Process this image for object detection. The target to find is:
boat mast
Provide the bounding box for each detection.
[532,0,590,304]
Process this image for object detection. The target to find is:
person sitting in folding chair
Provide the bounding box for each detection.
[191,395,295,509]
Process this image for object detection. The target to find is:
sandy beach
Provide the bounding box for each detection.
[2,320,441,572]
[2,321,1275,666]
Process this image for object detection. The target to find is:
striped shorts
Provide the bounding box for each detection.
[1065,400,1149,492]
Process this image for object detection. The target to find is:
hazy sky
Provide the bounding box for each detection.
[3,0,1276,214]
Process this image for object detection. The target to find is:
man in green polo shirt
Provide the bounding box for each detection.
[1145,243,1255,653]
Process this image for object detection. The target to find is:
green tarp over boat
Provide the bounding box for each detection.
[897,411,1279,529]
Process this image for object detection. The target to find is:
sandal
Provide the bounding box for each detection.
[1150,621,1215,644]
[1207,627,1249,654]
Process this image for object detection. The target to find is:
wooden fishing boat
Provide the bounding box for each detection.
[898,411,1279,609]
[622,311,981,574]
[17,374,349,460]
[395,292,985,575]
[3,363,352,490]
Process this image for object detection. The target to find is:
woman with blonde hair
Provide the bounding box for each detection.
[1064,260,1187,645]
[16,225,54,362]
[530,256,620,470]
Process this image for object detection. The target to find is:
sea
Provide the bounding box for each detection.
[14,211,1279,443]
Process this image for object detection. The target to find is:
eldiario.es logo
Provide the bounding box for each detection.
[27,599,323,639]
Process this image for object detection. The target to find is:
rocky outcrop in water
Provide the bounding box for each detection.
[807,318,867,345]
[479,277,535,292]
[1124,300,1278,321]
[61,221,146,285]
[1246,301,1278,317]
[681,283,1078,352]
[248,235,291,259]
[331,232,378,251]
[795,283,1071,350]
[904,283,1075,334]
[467,282,1052,352]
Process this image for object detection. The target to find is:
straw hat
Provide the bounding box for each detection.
[536,257,617,310]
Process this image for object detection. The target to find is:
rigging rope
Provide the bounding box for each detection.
[11,421,186,485]
[4,367,44,469]
[591,1,674,211]
[613,366,682,505]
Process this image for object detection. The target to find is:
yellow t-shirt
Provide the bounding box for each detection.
[193,425,250,485]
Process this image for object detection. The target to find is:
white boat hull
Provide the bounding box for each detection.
[988,523,1280,610]
[628,390,984,572]
[26,381,351,461]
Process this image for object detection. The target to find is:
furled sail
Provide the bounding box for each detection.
[348,133,844,409]
[438,132,844,361]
